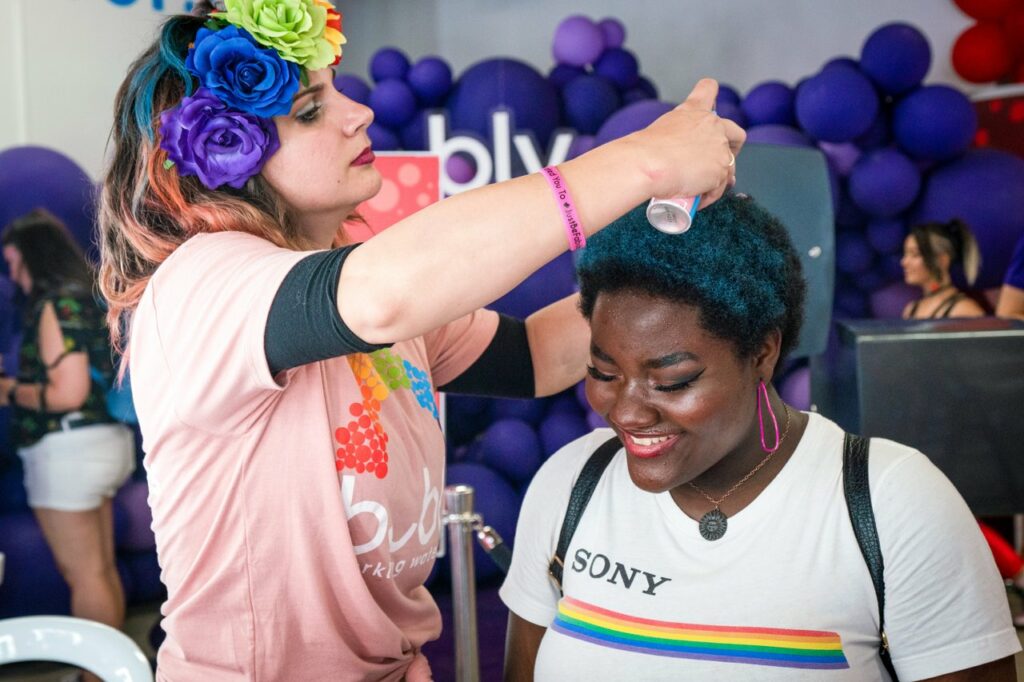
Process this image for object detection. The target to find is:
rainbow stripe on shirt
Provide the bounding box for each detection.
[552,596,850,670]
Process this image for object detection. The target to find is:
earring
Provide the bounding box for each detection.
[757,379,780,453]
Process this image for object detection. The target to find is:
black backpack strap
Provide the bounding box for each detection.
[843,432,899,682]
[548,436,621,594]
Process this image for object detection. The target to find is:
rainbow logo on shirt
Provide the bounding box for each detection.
[552,597,850,670]
[335,350,438,479]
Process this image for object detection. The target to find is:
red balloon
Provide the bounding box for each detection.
[952,22,1014,82]
[1004,8,1024,60]
[953,0,1019,20]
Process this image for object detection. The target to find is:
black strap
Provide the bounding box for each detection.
[548,436,621,593]
[843,433,899,682]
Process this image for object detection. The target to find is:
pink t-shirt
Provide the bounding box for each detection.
[129,232,498,681]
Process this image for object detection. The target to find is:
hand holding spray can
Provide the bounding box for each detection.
[647,107,733,234]
[646,195,701,234]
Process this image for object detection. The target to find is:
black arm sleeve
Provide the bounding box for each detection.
[264,246,391,375]
[438,314,535,398]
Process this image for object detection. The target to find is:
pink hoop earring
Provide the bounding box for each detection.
[757,379,780,453]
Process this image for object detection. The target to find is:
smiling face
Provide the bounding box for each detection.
[585,289,774,494]
[901,235,931,287]
[261,68,381,237]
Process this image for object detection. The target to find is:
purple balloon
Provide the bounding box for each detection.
[824,56,861,72]
[448,59,561,148]
[835,287,870,318]
[114,479,155,552]
[367,122,400,151]
[446,153,476,184]
[489,251,577,319]
[0,467,28,514]
[539,411,590,456]
[574,380,588,409]
[595,100,673,145]
[893,85,977,161]
[715,100,748,128]
[856,268,888,293]
[553,16,605,67]
[598,17,626,49]
[594,47,640,89]
[0,146,97,258]
[564,75,621,135]
[444,462,521,581]
[333,73,371,105]
[796,66,880,142]
[848,149,921,218]
[547,394,584,420]
[854,109,892,150]
[835,187,870,229]
[717,85,742,109]
[408,56,453,106]
[879,251,906,280]
[368,78,418,129]
[479,419,543,484]
[866,217,906,255]
[818,141,862,177]
[566,134,597,160]
[0,512,70,616]
[870,281,918,318]
[400,111,429,151]
[585,411,607,430]
[741,81,796,127]
[370,47,410,83]
[493,398,548,426]
[622,76,659,105]
[549,63,586,90]
[860,23,931,95]
[124,550,165,602]
[778,366,811,411]
[745,124,813,148]
[914,149,1024,288]
[837,231,875,275]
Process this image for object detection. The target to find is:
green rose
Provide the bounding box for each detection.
[223,0,335,71]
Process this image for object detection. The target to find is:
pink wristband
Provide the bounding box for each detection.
[540,166,586,251]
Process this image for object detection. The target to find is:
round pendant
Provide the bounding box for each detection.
[698,508,728,541]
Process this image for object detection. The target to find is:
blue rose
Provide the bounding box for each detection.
[160,88,280,190]
[186,25,300,118]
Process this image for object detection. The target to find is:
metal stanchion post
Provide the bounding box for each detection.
[445,485,480,682]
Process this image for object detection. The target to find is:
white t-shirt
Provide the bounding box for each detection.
[500,413,1020,681]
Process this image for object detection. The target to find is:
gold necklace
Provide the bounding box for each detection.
[687,405,792,541]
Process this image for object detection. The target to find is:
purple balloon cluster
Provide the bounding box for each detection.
[548,15,660,144]
[721,22,1024,317]
[335,47,455,154]
[441,380,601,584]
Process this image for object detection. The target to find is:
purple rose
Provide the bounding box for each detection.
[186,25,300,118]
[159,88,280,190]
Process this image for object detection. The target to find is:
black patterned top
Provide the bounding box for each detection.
[14,283,115,448]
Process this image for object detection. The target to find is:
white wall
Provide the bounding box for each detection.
[1,0,975,181]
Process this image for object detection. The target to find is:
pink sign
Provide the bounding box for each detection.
[346,153,442,242]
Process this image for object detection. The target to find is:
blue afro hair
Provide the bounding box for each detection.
[577,193,807,360]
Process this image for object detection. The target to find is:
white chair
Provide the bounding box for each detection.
[0,615,153,681]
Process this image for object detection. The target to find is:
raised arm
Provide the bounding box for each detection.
[339,79,744,345]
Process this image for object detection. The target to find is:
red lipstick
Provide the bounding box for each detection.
[352,147,375,166]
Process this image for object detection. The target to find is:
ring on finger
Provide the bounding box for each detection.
[727,152,736,168]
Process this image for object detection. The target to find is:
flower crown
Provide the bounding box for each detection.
[159,0,345,190]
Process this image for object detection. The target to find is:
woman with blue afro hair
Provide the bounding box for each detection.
[501,192,1018,682]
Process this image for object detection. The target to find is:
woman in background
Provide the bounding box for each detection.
[901,220,986,319]
[0,209,135,682]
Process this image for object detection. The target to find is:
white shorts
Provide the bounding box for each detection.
[17,423,136,512]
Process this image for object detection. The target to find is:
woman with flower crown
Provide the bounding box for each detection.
[98,0,743,679]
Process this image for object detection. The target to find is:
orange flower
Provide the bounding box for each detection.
[314,0,346,65]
